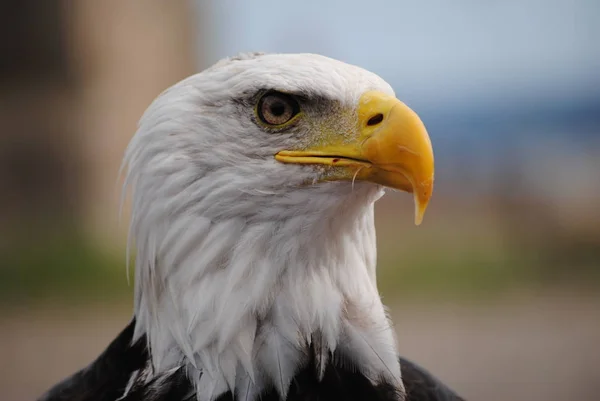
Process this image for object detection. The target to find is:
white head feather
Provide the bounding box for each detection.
[122,53,402,401]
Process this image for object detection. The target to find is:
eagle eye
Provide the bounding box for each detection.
[257,92,300,126]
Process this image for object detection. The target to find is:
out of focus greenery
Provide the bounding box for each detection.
[379,242,599,301]
[0,229,130,305]
[1,222,598,306]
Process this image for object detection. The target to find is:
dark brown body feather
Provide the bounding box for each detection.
[39,320,465,401]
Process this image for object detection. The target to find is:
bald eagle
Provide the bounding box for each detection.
[40,53,464,401]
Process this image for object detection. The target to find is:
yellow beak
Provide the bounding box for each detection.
[275,91,434,225]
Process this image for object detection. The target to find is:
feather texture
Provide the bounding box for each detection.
[38,319,464,401]
[120,53,404,400]
[39,52,465,401]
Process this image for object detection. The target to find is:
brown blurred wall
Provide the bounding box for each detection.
[0,0,78,246]
[73,0,199,245]
[0,0,200,248]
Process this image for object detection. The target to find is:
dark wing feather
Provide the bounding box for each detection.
[400,357,465,401]
[38,318,464,401]
[38,319,147,401]
[38,318,194,401]
[116,367,193,401]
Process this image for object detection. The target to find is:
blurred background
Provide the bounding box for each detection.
[0,0,598,400]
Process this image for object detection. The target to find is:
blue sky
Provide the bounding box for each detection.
[194,0,600,108]
[190,0,600,197]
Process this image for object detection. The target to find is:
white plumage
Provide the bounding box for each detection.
[121,53,411,401]
[39,51,470,401]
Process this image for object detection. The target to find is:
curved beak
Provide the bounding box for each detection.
[275,91,434,225]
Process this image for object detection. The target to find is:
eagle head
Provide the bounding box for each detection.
[122,53,434,401]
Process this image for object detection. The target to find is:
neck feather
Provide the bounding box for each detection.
[131,185,402,401]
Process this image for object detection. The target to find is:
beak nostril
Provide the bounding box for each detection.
[366,113,384,126]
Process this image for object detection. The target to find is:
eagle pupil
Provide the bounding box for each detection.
[271,102,285,116]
